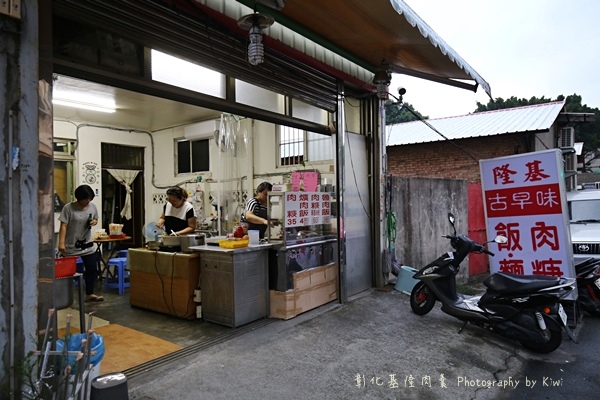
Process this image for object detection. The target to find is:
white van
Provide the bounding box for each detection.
[566,189,600,263]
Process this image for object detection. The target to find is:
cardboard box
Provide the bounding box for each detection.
[292,262,337,290]
[0,0,9,15]
[9,0,20,19]
[270,263,339,320]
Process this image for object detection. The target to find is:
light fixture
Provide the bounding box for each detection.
[373,60,391,100]
[237,12,274,66]
[52,99,116,113]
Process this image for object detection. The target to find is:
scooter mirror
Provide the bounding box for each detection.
[448,213,455,225]
[494,235,508,244]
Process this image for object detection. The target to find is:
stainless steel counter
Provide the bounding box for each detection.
[190,244,270,327]
[188,243,273,253]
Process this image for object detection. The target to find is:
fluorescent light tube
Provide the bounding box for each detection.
[53,99,116,113]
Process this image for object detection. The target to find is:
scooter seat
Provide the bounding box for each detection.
[575,257,600,276]
[483,272,561,294]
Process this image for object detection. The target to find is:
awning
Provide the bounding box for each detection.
[244,0,492,96]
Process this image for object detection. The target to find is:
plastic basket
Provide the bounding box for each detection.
[55,257,78,278]
[218,239,249,249]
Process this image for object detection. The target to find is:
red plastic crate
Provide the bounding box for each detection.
[55,256,78,278]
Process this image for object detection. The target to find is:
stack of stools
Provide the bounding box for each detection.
[104,251,130,295]
[74,257,85,286]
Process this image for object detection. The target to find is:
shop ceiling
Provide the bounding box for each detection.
[51,0,491,133]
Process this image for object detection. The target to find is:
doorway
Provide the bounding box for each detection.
[101,143,144,248]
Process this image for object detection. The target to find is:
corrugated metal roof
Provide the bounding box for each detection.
[387,101,566,146]
[230,0,491,95]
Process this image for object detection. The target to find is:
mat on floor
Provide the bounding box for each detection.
[94,324,182,374]
[57,308,110,331]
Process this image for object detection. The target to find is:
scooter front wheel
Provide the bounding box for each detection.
[410,282,436,315]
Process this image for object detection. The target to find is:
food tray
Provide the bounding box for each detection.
[218,239,249,249]
[109,233,127,239]
[55,256,78,278]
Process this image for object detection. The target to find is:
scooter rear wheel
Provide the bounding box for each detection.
[410,282,436,315]
[521,328,562,354]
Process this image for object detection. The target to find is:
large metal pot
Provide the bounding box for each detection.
[160,235,181,247]
[181,234,205,252]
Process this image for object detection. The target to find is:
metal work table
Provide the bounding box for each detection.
[189,244,271,328]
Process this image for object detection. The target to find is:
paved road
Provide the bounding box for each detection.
[499,313,600,400]
[127,289,600,400]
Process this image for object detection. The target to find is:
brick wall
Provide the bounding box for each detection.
[387,133,533,183]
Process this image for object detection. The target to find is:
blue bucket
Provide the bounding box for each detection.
[56,332,105,368]
[394,266,419,294]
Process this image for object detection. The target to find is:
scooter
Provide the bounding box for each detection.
[410,213,577,353]
[575,257,600,316]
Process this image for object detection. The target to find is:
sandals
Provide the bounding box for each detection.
[85,294,104,302]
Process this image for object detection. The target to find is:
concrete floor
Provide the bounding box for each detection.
[76,283,231,348]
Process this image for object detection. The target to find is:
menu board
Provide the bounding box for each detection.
[284,192,331,227]
[480,149,574,277]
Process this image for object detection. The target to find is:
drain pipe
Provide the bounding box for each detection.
[8,110,16,396]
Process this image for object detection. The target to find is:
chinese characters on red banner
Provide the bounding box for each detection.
[285,192,331,228]
[480,150,573,277]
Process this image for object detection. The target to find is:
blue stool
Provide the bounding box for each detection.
[103,257,130,295]
[74,257,85,286]
[76,257,85,273]
[116,249,128,259]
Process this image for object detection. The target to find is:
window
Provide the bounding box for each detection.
[177,139,210,174]
[151,50,225,98]
[279,126,333,166]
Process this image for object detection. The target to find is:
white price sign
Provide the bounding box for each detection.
[284,192,332,228]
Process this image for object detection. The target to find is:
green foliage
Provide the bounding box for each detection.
[385,102,428,125]
[476,94,600,167]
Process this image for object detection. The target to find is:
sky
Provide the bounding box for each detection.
[392,0,600,119]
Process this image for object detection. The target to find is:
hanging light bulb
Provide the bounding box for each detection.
[238,12,274,66]
[373,61,391,100]
[248,23,264,65]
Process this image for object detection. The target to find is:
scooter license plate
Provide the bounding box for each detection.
[557,304,568,326]
[595,278,600,290]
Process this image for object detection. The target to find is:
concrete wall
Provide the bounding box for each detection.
[388,177,470,282]
[0,0,42,392]
[387,133,534,184]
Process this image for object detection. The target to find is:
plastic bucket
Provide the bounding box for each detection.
[394,266,419,294]
[56,333,105,368]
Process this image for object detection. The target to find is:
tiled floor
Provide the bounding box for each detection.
[94,324,182,374]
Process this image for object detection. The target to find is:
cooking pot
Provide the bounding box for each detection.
[181,234,205,252]
[160,235,181,247]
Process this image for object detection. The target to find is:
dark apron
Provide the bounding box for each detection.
[247,205,268,238]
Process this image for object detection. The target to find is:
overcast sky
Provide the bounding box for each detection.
[392,0,600,119]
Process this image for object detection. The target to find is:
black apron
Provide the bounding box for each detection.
[247,204,268,239]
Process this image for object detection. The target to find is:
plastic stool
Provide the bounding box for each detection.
[76,257,85,273]
[104,257,130,295]
[74,258,85,286]
[91,372,129,400]
[116,249,128,258]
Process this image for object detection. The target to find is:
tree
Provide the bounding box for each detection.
[476,94,600,169]
[385,102,428,125]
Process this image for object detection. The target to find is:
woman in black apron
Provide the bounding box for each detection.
[241,182,272,238]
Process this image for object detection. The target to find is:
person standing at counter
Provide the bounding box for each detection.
[241,181,273,239]
[58,184,103,302]
[156,186,197,236]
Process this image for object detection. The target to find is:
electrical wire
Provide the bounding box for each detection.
[345,129,371,220]
[387,98,480,163]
